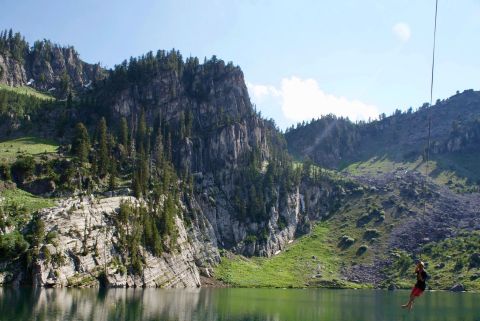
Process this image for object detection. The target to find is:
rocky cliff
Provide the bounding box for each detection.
[81,55,310,258]
[0,32,105,97]
[1,196,220,288]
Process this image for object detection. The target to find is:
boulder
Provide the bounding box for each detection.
[387,284,397,291]
[449,283,465,292]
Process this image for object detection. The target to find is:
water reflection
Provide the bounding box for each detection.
[0,288,478,321]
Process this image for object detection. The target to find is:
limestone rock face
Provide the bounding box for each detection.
[27,196,219,288]
[0,44,105,97]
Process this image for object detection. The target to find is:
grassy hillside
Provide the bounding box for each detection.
[0,188,55,228]
[386,233,480,291]
[0,84,54,101]
[343,156,479,193]
[0,136,59,163]
[215,223,363,288]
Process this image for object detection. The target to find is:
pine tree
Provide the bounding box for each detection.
[71,122,90,163]
[136,110,147,153]
[185,110,193,137]
[154,131,164,173]
[108,160,117,190]
[96,117,109,176]
[120,117,129,148]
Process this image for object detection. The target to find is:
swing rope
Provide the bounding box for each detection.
[423,0,439,216]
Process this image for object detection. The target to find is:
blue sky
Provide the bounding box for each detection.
[1,0,479,129]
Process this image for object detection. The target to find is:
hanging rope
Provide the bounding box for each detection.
[423,0,439,215]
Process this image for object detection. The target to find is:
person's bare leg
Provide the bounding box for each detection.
[408,296,415,311]
[402,294,414,308]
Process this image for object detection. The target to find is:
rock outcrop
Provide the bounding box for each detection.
[26,196,219,288]
[0,39,105,97]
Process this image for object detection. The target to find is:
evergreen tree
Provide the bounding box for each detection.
[96,117,109,176]
[108,160,117,190]
[154,131,164,171]
[136,110,147,153]
[71,122,90,163]
[119,117,129,148]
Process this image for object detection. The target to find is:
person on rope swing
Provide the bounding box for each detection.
[402,261,429,311]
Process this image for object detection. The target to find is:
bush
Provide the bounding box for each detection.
[339,235,355,248]
[0,163,11,180]
[396,252,412,275]
[376,213,385,222]
[245,235,257,244]
[469,253,480,268]
[357,245,368,255]
[356,214,372,227]
[45,230,58,244]
[454,260,464,271]
[11,155,36,183]
[0,231,29,259]
[52,252,66,266]
[364,229,380,240]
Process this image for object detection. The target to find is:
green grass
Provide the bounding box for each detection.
[342,156,422,177]
[0,136,59,162]
[420,233,480,290]
[385,234,480,291]
[1,188,55,212]
[0,84,54,100]
[215,223,364,288]
[343,156,479,193]
[0,188,55,228]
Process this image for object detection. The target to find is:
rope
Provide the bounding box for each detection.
[423,0,439,215]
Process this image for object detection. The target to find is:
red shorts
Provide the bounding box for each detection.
[411,287,424,297]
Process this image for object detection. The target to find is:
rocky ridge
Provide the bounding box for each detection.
[0,39,104,97]
[20,196,220,288]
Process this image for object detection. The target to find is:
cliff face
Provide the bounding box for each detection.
[108,67,271,172]
[0,40,105,97]
[98,64,303,257]
[3,196,220,288]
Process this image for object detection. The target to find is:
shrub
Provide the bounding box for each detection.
[357,245,368,255]
[339,235,355,248]
[0,231,29,259]
[0,163,11,180]
[396,252,412,275]
[364,229,380,240]
[11,155,35,183]
[454,259,464,271]
[45,230,58,244]
[245,235,257,244]
[469,253,480,268]
[356,214,371,227]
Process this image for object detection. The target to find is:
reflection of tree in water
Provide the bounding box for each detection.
[2,288,477,321]
[0,288,42,321]
[0,288,278,321]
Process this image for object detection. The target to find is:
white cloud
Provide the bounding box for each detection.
[246,82,280,102]
[247,76,379,125]
[393,22,411,43]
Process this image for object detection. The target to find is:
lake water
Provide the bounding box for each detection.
[0,288,478,321]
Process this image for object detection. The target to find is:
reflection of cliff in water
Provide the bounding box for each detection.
[2,288,478,321]
[0,288,279,321]
[0,288,205,321]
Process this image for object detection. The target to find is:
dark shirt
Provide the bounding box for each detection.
[415,270,427,291]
